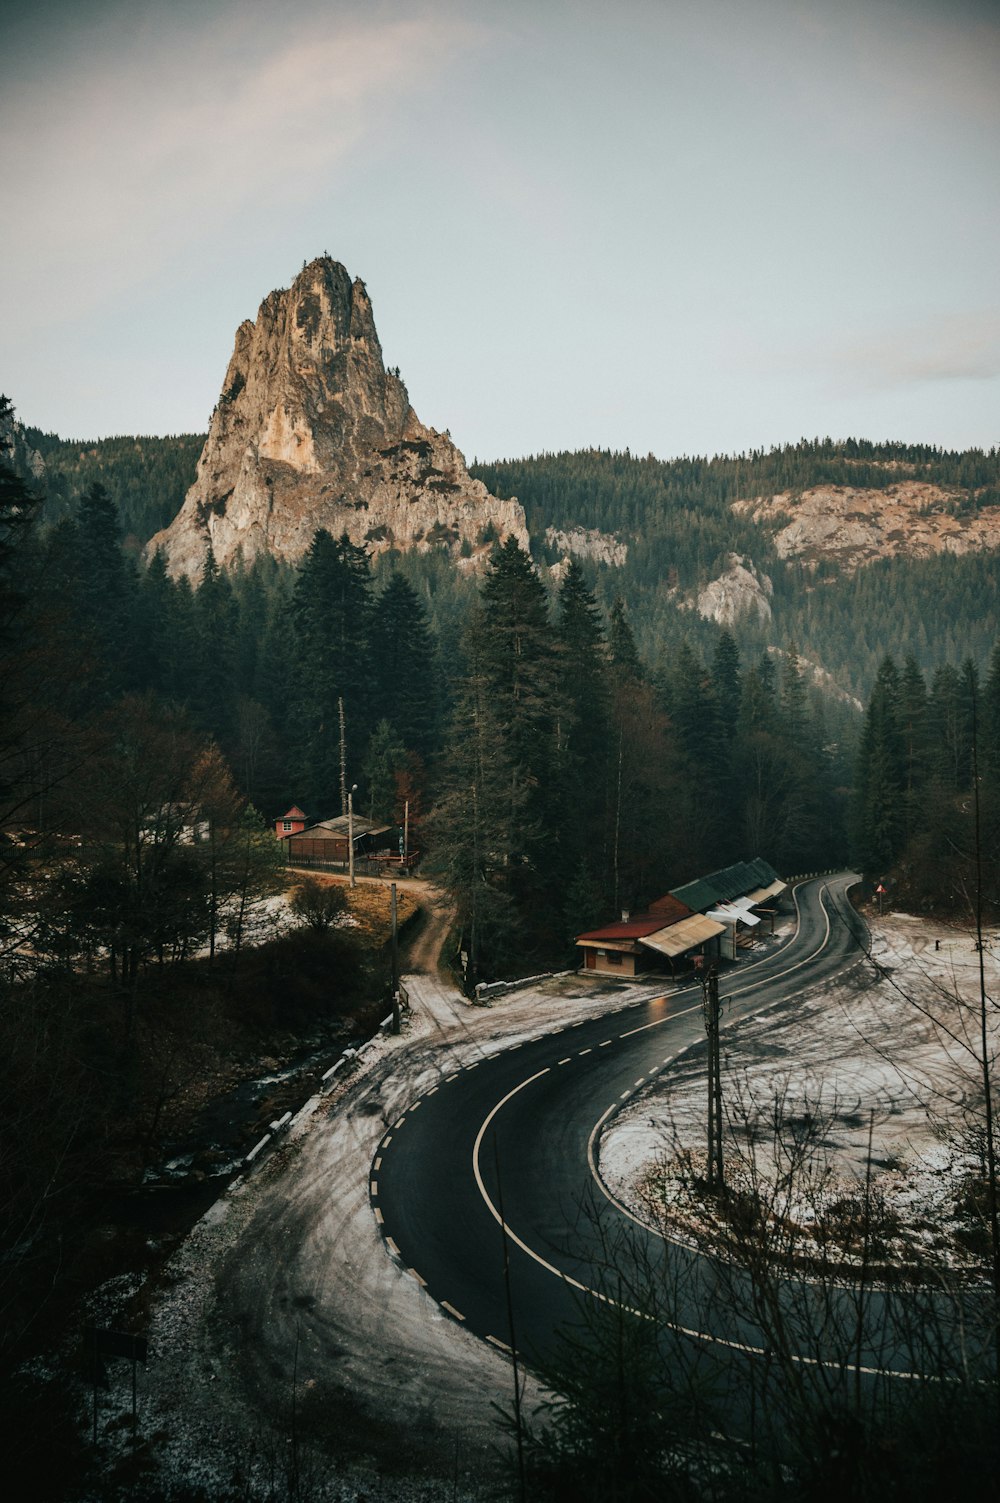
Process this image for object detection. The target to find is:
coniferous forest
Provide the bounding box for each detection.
[4,399,1000,1495]
[7,408,1000,979]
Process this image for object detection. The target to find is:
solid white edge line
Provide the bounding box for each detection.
[471,876,930,1381]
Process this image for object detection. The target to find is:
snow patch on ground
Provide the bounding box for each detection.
[599,914,1000,1277]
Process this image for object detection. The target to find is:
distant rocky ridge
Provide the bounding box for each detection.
[733,483,1000,572]
[146,258,528,579]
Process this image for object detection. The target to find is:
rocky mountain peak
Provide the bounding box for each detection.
[147,256,528,578]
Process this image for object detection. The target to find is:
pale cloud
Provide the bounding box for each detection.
[1,8,485,328]
[821,311,1000,392]
[733,310,1000,396]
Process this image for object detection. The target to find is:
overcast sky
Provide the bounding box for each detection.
[3,0,998,461]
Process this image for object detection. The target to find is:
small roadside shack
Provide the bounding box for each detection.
[576,905,725,977]
[576,857,788,977]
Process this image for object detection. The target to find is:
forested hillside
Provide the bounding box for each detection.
[22,427,204,545]
[473,443,1000,697]
[12,424,1000,703]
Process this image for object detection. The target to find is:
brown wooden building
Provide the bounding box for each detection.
[285,814,394,866]
[576,903,725,977]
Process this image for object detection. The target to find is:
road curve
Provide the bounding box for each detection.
[372,874,926,1381]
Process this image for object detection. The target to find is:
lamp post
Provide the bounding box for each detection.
[348,782,358,888]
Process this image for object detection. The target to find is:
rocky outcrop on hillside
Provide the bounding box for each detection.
[146,258,528,579]
[0,406,45,487]
[733,483,1000,572]
[544,524,627,568]
[694,553,773,626]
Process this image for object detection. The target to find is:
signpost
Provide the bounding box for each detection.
[85,1327,148,1441]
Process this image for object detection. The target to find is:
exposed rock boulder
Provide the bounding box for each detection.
[544,525,627,568]
[694,553,773,626]
[146,257,529,579]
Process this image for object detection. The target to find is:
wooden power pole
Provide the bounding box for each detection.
[701,967,725,1188]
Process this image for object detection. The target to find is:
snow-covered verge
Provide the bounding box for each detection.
[73,908,700,1501]
[599,912,1000,1279]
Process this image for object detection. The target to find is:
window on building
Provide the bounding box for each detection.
[282,820,292,832]
[602,950,622,965]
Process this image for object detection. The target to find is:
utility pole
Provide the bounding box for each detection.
[348,782,357,887]
[338,697,347,817]
[403,798,409,867]
[701,966,724,1188]
[390,881,400,1034]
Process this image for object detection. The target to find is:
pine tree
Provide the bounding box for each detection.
[289,530,373,810]
[428,645,524,984]
[476,538,559,909]
[370,571,439,762]
[555,562,610,879]
[74,481,139,696]
[852,656,905,875]
[193,546,237,747]
[608,597,642,679]
[899,655,929,839]
[711,631,742,734]
[362,719,407,824]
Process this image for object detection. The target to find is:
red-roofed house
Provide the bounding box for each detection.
[275,805,309,840]
[576,898,725,976]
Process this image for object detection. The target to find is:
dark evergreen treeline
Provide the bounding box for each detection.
[12,425,1000,705]
[21,427,204,545]
[26,494,444,830]
[851,647,1000,912]
[472,444,1000,698]
[431,540,849,981]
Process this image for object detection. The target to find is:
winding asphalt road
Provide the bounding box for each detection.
[371,874,962,1394]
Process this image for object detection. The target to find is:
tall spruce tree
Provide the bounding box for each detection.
[74,480,138,697]
[428,641,525,984]
[370,570,439,763]
[555,562,610,886]
[711,631,742,735]
[852,656,905,876]
[289,529,373,811]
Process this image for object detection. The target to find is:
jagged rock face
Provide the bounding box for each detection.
[732,483,1000,572]
[695,553,773,627]
[146,258,528,578]
[0,409,45,487]
[544,524,627,568]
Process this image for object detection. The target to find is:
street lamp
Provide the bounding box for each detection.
[348,782,358,888]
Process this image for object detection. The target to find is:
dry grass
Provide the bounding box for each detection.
[288,872,419,944]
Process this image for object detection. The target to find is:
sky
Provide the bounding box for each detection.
[2,0,999,462]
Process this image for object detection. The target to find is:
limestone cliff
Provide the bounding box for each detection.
[147,258,528,578]
[692,553,773,627]
[732,483,1000,572]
